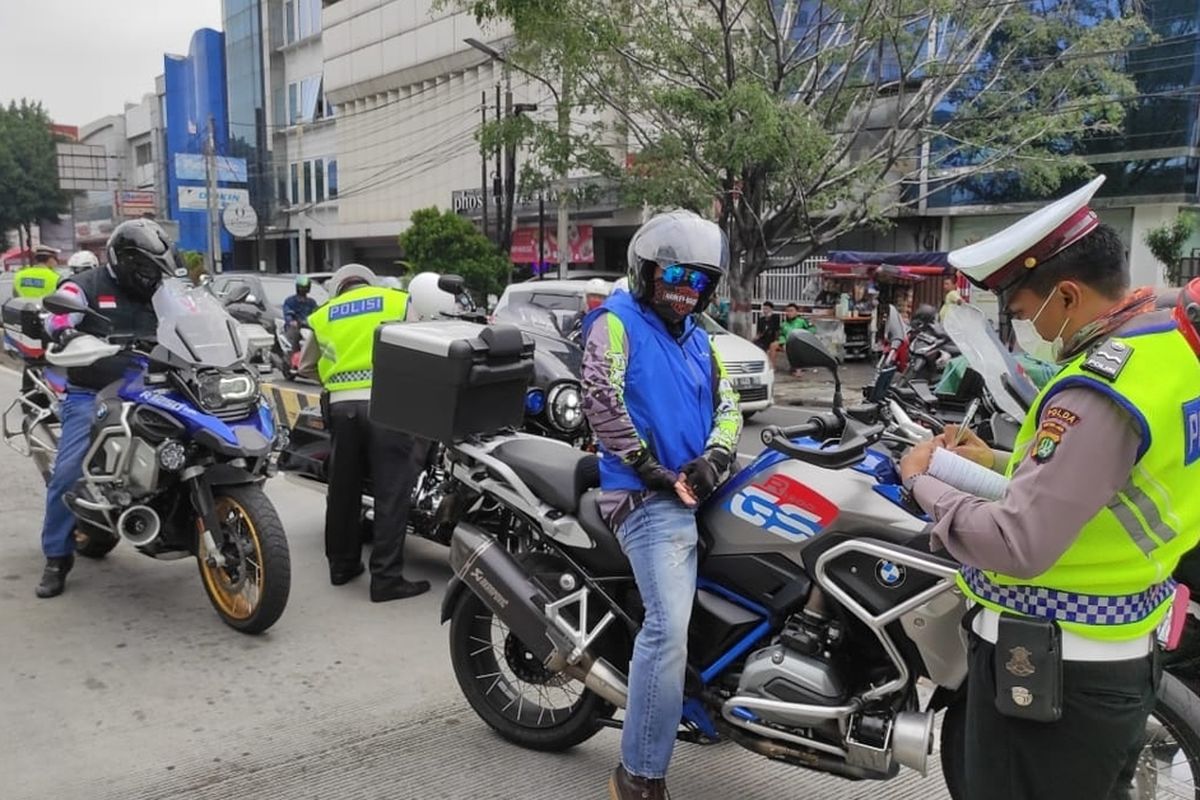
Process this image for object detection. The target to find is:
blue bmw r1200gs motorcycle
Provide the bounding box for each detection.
[369,317,1200,798]
[20,280,291,634]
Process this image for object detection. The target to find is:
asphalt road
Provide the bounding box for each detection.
[0,365,949,799]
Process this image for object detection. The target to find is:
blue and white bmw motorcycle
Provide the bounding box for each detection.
[16,279,291,634]
[412,318,1200,797]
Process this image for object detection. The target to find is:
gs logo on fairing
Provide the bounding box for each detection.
[727,474,839,542]
[875,559,906,588]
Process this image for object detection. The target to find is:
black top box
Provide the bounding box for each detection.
[371,320,535,442]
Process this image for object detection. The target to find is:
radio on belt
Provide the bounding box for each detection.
[370,320,535,442]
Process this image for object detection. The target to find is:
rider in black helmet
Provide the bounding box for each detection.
[32,220,185,598]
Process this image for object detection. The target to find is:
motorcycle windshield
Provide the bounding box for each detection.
[152,279,244,369]
[493,302,569,337]
[942,304,1037,421]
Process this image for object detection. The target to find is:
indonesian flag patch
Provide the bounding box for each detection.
[98,295,118,309]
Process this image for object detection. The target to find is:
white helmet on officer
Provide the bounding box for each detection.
[329,263,376,296]
[584,277,610,311]
[66,250,99,274]
[407,272,458,321]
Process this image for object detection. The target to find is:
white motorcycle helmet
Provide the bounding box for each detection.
[407,272,459,321]
[66,250,99,273]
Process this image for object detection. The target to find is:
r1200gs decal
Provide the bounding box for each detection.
[727,474,839,542]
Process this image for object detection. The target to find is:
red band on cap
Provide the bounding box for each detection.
[981,207,1100,292]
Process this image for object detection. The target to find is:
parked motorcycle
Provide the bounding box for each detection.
[5,280,292,634]
[365,316,1200,798]
[278,300,592,546]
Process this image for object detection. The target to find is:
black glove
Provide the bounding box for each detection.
[680,448,732,502]
[632,450,679,491]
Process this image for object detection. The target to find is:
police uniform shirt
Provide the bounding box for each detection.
[909,312,1156,578]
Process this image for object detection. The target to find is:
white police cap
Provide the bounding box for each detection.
[950,175,1106,293]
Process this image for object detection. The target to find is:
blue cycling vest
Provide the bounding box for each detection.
[584,289,715,491]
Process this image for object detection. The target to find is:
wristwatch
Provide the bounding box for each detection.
[900,472,925,504]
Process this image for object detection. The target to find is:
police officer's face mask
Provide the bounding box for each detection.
[1012,287,1070,363]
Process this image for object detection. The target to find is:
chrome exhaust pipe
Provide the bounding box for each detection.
[890,710,935,775]
[117,505,161,546]
[567,655,629,709]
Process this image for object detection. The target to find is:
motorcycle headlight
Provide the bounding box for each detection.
[548,384,585,432]
[197,373,259,409]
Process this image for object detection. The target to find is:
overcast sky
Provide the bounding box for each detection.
[1,0,223,126]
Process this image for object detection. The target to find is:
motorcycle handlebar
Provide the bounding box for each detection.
[761,414,884,471]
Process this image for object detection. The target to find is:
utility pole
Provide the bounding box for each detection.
[556,74,571,280]
[502,85,517,255]
[538,191,545,279]
[493,82,502,245]
[480,90,489,242]
[205,115,222,274]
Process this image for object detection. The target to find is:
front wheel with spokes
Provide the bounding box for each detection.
[448,582,609,751]
[196,485,291,635]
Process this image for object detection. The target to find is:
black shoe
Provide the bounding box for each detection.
[369,579,431,603]
[330,561,365,586]
[35,555,75,599]
[608,765,667,800]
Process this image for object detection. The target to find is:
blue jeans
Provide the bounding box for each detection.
[40,390,96,558]
[615,493,699,779]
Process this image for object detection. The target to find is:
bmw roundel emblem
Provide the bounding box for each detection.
[96,405,107,420]
[875,559,906,588]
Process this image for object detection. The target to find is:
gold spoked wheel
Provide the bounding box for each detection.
[198,495,263,620]
[195,485,291,634]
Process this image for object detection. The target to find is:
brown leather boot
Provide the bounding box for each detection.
[608,765,667,800]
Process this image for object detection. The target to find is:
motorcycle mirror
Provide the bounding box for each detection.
[437,274,465,295]
[42,291,89,316]
[786,330,844,409]
[787,330,838,372]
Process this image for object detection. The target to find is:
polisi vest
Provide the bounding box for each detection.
[959,323,1200,641]
[308,285,408,394]
[584,289,715,491]
[62,266,158,390]
[14,265,61,299]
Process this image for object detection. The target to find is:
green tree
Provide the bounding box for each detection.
[0,100,69,263]
[463,0,1143,336]
[1144,213,1197,287]
[454,0,621,260]
[399,207,511,299]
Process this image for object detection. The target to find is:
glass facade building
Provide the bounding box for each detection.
[163,29,234,259]
[224,0,270,268]
[924,0,1200,209]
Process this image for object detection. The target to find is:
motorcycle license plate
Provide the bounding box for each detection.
[734,377,760,388]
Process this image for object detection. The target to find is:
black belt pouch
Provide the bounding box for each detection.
[993,613,1063,723]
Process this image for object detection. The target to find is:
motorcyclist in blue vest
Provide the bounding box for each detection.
[581,209,742,800]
